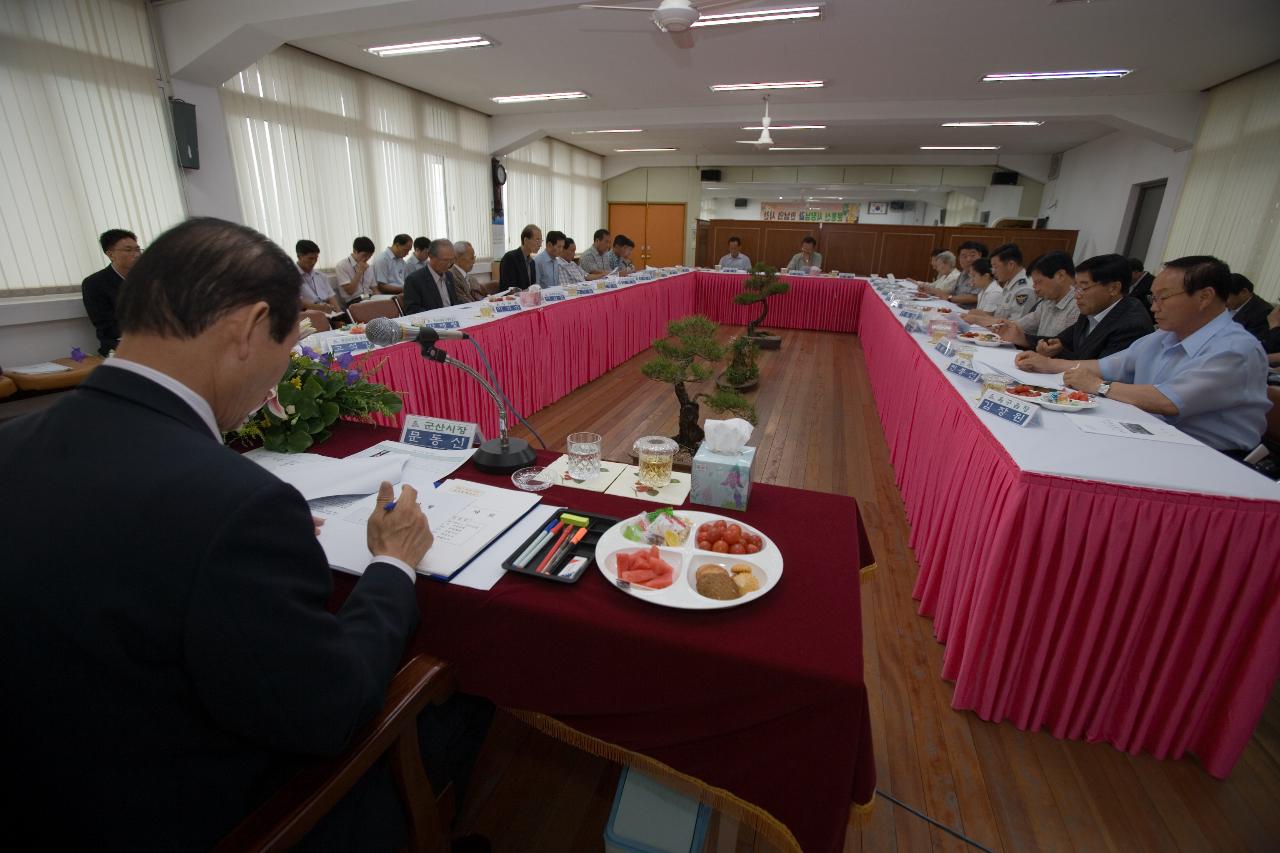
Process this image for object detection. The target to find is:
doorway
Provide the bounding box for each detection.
[1122,180,1166,262]
[608,203,687,269]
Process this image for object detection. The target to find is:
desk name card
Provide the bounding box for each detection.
[977,390,1039,427]
[426,320,461,331]
[934,339,955,358]
[899,310,923,322]
[399,415,478,450]
[945,361,983,383]
[604,281,620,289]
[493,303,522,314]
[543,292,566,302]
[330,338,371,355]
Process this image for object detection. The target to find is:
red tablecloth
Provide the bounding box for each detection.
[695,272,862,332]
[316,425,877,853]
[857,289,1280,777]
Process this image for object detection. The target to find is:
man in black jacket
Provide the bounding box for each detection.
[1225,273,1273,341]
[404,238,461,313]
[498,223,542,289]
[80,228,141,355]
[1016,254,1154,369]
[0,218,453,850]
[1129,257,1155,318]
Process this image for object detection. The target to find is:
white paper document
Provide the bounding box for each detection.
[347,440,475,485]
[318,477,542,580]
[450,504,562,591]
[535,454,629,492]
[1067,416,1204,446]
[244,448,408,501]
[605,465,692,504]
[7,362,72,374]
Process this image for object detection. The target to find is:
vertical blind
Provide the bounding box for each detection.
[503,138,604,252]
[1165,62,1280,301]
[0,0,185,295]
[943,191,980,227]
[221,46,491,267]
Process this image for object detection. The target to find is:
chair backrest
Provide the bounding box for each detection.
[347,299,401,324]
[300,310,331,334]
[392,295,404,315]
[1266,385,1280,446]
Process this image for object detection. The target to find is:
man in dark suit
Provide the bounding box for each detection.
[0,218,482,851]
[1129,257,1155,318]
[1016,254,1154,369]
[1226,273,1274,341]
[404,238,462,313]
[498,223,542,290]
[80,228,141,355]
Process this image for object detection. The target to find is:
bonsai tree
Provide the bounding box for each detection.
[641,314,756,452]
[734,263,790,345]
[722,335,760,389]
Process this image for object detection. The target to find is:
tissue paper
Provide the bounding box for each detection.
[702,418,753,454]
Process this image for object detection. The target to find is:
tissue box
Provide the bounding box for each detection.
[690,444,756,511]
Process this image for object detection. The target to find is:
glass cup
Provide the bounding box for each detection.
[955,346,975,368]
[479,303,494,318]
[566,432,603,482]
[633,436,678,490]
[979,373,1008,401]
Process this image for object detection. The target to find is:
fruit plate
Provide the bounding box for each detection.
[1036,389,1099,411]
[957,330,1005,347]
[594,511,784,610]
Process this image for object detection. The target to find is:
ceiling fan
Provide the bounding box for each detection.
[750,95,773,148]
[578,0,766,49]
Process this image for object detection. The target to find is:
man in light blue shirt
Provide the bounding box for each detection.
[404,236,430,276]
[370,233,411,294]
[718,236,752,271]
[1047,255,1268,453]
[534,230,564,288]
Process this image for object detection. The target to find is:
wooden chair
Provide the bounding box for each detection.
[215,654,457,853]
[1265,385,1280,446]
[393,295,405,315]
[301,310,332,334]
[348,299,402,324]
[0,373,16,400]
[6,356,103,393]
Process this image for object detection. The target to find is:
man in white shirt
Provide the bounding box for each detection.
[994,251,1080,347]
[370,234,411,294]
[404,236,430,276]
[718,237,752,271]
[534,230,565,288]
[557,237,587,286]
[578,229,612,280]
[295,239,340,315]
[334,237,378,306]
[963,242,1036,325]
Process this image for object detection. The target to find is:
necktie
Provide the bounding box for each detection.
[528,257,536,286]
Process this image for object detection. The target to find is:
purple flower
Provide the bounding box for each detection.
[70,347,86,363]
[300,346,318,360]
[345,369,360,385]
[335,351,355,369]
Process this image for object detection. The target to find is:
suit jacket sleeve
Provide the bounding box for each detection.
[184,480,419,757]
[498,251,519,290]
[1265,326,1280,355]
[402,269,430,314]
[81,270,119,356]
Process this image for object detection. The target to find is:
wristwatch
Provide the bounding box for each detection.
[1096,382,1111,397]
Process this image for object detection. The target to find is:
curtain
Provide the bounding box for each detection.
[1165,62,1280,301]
[221,46,491,267]
[0,0,185,295]
[503,137,604,252]
[943,191,980,227]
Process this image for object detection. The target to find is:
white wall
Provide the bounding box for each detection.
[1039,131,1191,268]
[0,297,98,366]
[171,80,243,222]
[858,204,926,225]
[713,198,762,219]
[979,186,1024,224]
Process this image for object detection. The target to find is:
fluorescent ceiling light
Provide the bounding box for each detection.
[367,36,491,57]
[491,91,588,104]
[942,121,1043,127]
[614,147,677,152]
[693,5,822,28]
[571,128,643,134]
[920,145,1001,150]
[983,69,1131,82]
[710,81,824,91]
[742,124,826,130]
[769,146,827,151]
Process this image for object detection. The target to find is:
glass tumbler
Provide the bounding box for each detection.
[566,432,603,481]
[633,436,678,490]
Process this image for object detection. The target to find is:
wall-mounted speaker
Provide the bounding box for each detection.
[734,198,748,208]
[700,169,722,182]
[889,200,905,212]
[169,98,198,170]
[991,170,1019,186]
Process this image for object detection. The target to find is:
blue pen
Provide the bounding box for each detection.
[383,501,396,512]
[514,520,561,569]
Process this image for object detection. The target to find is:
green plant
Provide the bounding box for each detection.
[733,263,791,338]
[723,335,760,387]
[640,315,756,452]
[228,346,403,453]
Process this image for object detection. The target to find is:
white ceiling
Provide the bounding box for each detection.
[282,0,1280,159]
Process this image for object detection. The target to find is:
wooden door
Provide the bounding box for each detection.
[643,203,686,269]
[608,203,648,265]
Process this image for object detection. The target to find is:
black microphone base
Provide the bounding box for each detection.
[471,437,538,474]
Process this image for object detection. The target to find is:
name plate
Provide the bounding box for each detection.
[400,415,478,450]
[493,303,522,314]
[945,361,983,383]
[899,310,923,322]
[934,339,955,358]
[604,281,620,289]
[330,338,371,355]
[426,320,461,330]
[889,297,902,309]
[543,292,566,302]
[576,286,596,296]
[838,272,858,279]
[978,390,1039,427]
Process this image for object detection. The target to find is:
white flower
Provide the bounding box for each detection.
[285,404,296,415]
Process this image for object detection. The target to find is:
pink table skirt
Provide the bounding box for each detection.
[695,272,861,333]
[858,290,1280,777]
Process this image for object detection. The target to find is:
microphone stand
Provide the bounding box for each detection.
[417,342,537,473]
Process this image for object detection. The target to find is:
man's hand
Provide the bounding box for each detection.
[355,259,369,277]
[962,310,996,328]
[312,515,325,537]
[993,321,1028,348]
[1036,338,1064,357]
[1015,351,1056,373]
[367,481,433,568]
[1063,364,1103,394]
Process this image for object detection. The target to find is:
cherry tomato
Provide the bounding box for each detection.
[724,525,742,545]
[696,538,710,551]
[712,541,729,553]
[744,543,759,554]
[729,543,745,554]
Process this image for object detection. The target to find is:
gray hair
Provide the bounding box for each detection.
[427,238,454,258]
[936,250,956,267]
[453,240,474,256]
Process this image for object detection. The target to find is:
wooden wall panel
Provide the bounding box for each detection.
[820,226,879,276]
[710,222,763,267]
[762,223,819,270]
[695,220,711,268]
[879,231,943,281]
[1010,233,1076,264]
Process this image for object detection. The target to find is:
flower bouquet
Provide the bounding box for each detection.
[228,346,403,453]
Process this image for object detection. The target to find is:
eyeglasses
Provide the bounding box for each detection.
[1149,289,1187,305]
[1072,282,1107,294]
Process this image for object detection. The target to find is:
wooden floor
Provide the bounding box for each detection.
[455,325,1280,852]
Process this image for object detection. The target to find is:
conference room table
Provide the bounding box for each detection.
[315,424,877,853]
[303,267,1280,778]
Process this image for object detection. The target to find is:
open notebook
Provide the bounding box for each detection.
[314,477,541,580]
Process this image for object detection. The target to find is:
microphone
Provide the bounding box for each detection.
[364,316,467,348]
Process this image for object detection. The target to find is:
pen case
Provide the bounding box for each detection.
[502,510,618,584]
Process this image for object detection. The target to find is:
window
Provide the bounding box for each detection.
[221,46,491,268]
[502,138,604,252]
[0,0,185,296]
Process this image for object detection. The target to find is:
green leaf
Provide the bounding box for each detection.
[321,401,340,425]
[262,431,286,452]
[286,428,314,453]
[304,375,326,398]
